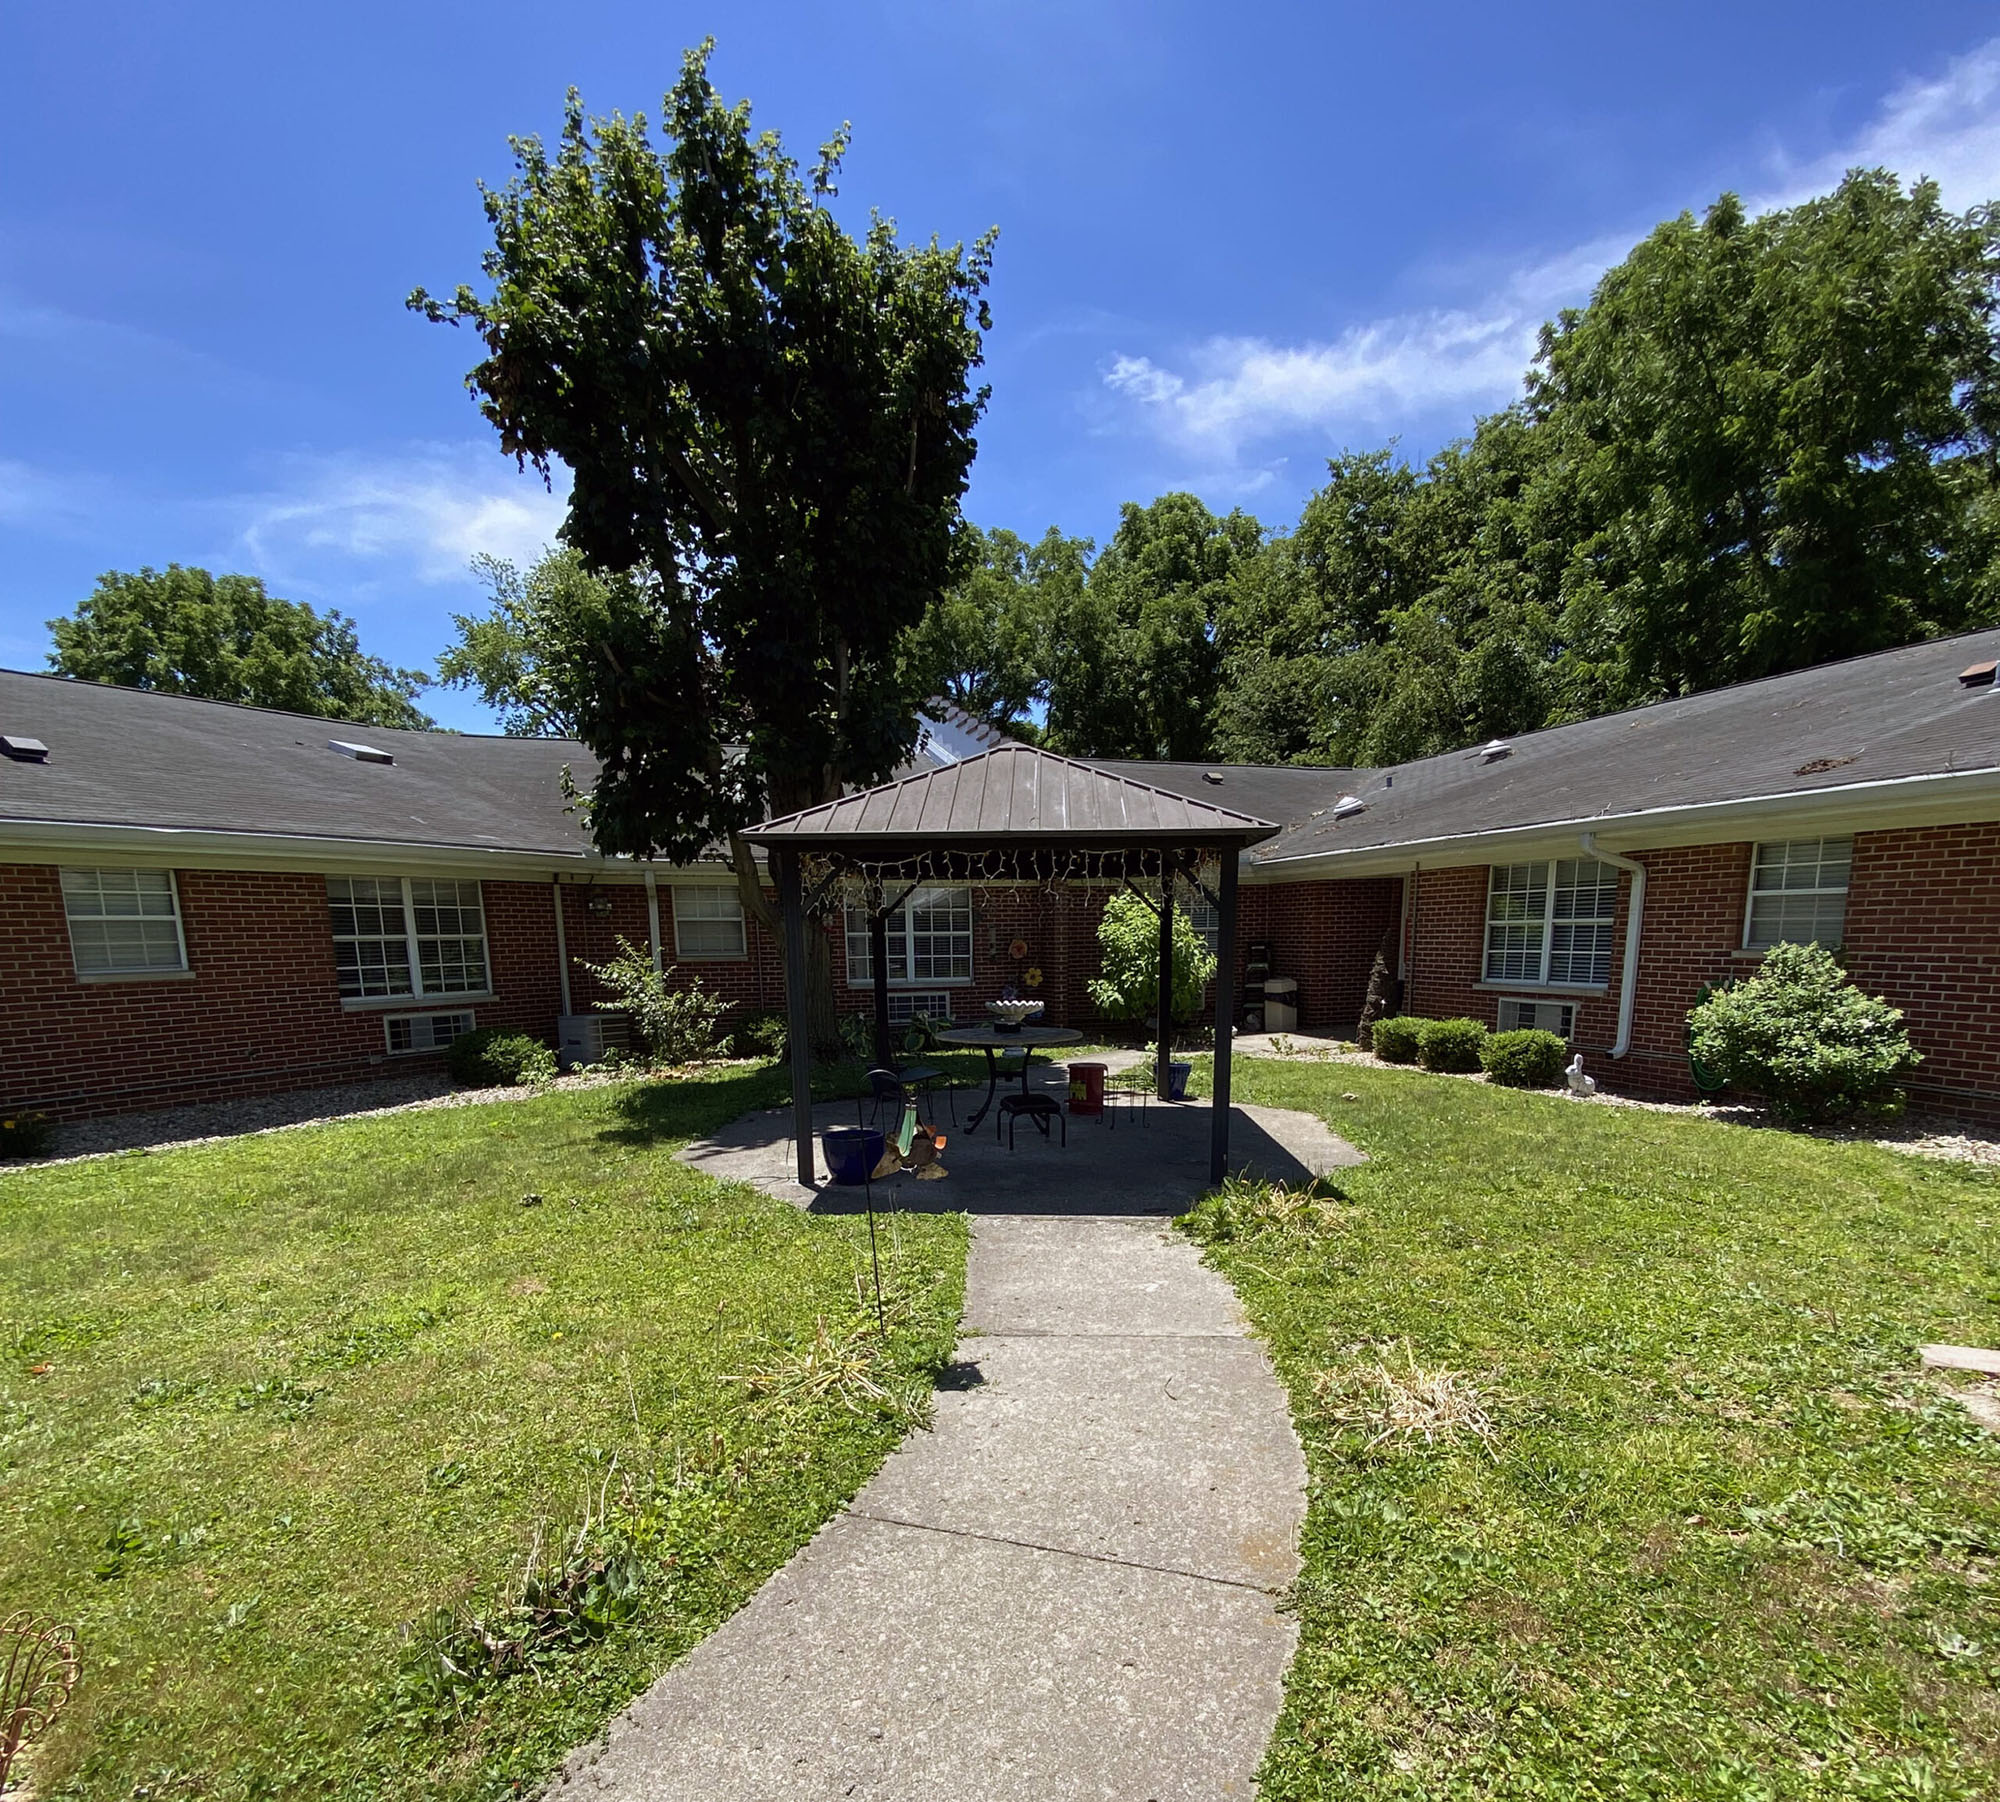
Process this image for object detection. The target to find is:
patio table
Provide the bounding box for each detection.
[936,1024,1083,1132]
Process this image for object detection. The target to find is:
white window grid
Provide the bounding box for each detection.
[1744,838,1851,951]
[1485,859,1618,987]
[61,867,189,976]
[846,886,974,985]
[672,884,747,960]
[385,1010,477,1054]
[887,991,957,1026]
[1178,882,1219,953]
[1496,997,1577,1038]
[329,877,489,1000]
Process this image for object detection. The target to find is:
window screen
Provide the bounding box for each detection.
[673,885,747,959]
[61,867,186,975]
[1745,838,1851,951]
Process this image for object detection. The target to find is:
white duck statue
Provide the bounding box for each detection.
[1565,1054,1598,1096]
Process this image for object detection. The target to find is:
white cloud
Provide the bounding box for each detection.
[0,459,92,527]
[233,446,568,592]
[1106,37,2000,466]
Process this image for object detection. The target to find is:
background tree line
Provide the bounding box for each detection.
[47,169,2000,777]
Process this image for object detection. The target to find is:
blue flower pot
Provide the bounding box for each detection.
[822,1125,884,1186]
[1168,1061,1192,1101]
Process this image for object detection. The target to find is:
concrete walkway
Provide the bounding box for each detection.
[550,1211,1315,1799]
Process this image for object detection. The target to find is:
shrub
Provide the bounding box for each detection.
[578,937,733,1064]
[730,1013,789,1061]
[1687,941,1920,1125]
[1480,1028,1569,1088]
[1370,1015,1423,1064]
[446,1029,558,1089]
[1086,890,1218,1027]
[1416,1017,1488,1073]
[0,1112,55,1159]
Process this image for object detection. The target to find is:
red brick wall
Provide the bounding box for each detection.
[0,865,566,1122]
[1400,828,2000,1119]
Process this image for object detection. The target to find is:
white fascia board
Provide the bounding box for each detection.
[0,818,606,880]
[1250,765,2000,881]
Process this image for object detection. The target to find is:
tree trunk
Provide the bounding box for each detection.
[1355,924,1398,1050]
[730,830,845,1058]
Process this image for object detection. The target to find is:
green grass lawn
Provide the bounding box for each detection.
[1186,1058,2000,1801]
[0,1066,967,1801]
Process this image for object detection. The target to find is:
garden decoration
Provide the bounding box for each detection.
[869,1101,949,1182]
[0,1612,79,1794]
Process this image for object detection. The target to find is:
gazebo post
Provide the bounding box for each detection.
[869,898,893,1069]
[1209,845,1239,1186]
[778,848,815,1187]
[1155,847,1176,1102]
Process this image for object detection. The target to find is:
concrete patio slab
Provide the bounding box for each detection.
[962,1214,1249,1337]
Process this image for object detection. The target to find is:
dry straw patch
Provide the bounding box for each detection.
[1312,1342,1501,1456]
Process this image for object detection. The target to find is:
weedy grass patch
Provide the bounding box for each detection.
[0,1065,967,1801]
[1181,1057,2000,1800]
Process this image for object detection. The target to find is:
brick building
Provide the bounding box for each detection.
[4,628,1998,1123]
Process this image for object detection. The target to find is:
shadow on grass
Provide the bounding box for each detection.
[599,1060,879,1149]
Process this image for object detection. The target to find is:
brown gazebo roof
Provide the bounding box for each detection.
[744,743,1279,853]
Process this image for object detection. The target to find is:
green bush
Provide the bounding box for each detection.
[1480,1028,1569,1088]
[1087,890,1218,1027]
[1687,941,1920,1125]
[1416,1016,1488,1073]
[1369,1015,1423,1064]
[446,1029,558,1089]
[731,1013,789,1060]
[578,937,733,1064]
[0,1111,55,1159]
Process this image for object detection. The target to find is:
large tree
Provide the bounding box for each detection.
[412,44,994,1043]
[48,565,432,728]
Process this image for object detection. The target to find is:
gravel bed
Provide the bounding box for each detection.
[0,1064,748,1170]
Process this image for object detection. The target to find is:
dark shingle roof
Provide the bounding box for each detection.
[746,742,1278,847]
[1254,628,2000,867]
[0,670,594,856]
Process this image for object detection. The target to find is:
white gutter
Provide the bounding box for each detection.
[644,867,663,972]
[1579,833,1643,1059]
[553,878,573,1016]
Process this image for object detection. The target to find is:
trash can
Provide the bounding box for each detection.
[1262,977,1299,1032]
[1067,1061,1106,1117]
[821,1125,884,1186]
[1169,1060,1192,1100]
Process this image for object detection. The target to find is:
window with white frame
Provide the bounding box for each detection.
[61,867,188,976]
[672,884,747,959]
[845,886,974,984]
[1496,997,1577,1038]
[1744,837,1851,951]
[1484,858,1619,986]
[1178,883,1219,954]
[328,877,489,1000]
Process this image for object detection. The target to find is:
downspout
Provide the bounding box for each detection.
[644,868,663,973]
[1579,834,1643,1059]
[552,877,573,1017]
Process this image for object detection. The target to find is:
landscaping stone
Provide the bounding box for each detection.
[1919,1344,2000,1375]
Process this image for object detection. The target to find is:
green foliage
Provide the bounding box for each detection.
[1478,1027,1569,1088]
[1186,1058,2000,1799]
[1085,890,1218,1025]
[729,1013,789,1061]
[579,938,734,1065]
[445,1029,558,1089]
[1043,493,1267,760]
[48,565,433,728]
[0,1072,967,1799]
[1415,1016,1487,1073]
[411,44,994,860]
[1368,1015,1422,1064]
[0,1111,55,1159]
[1687,941,1921,1125]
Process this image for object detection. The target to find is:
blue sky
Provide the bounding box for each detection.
[6,3,2000,730]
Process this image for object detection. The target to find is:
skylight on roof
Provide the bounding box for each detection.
[328,739,395,766]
